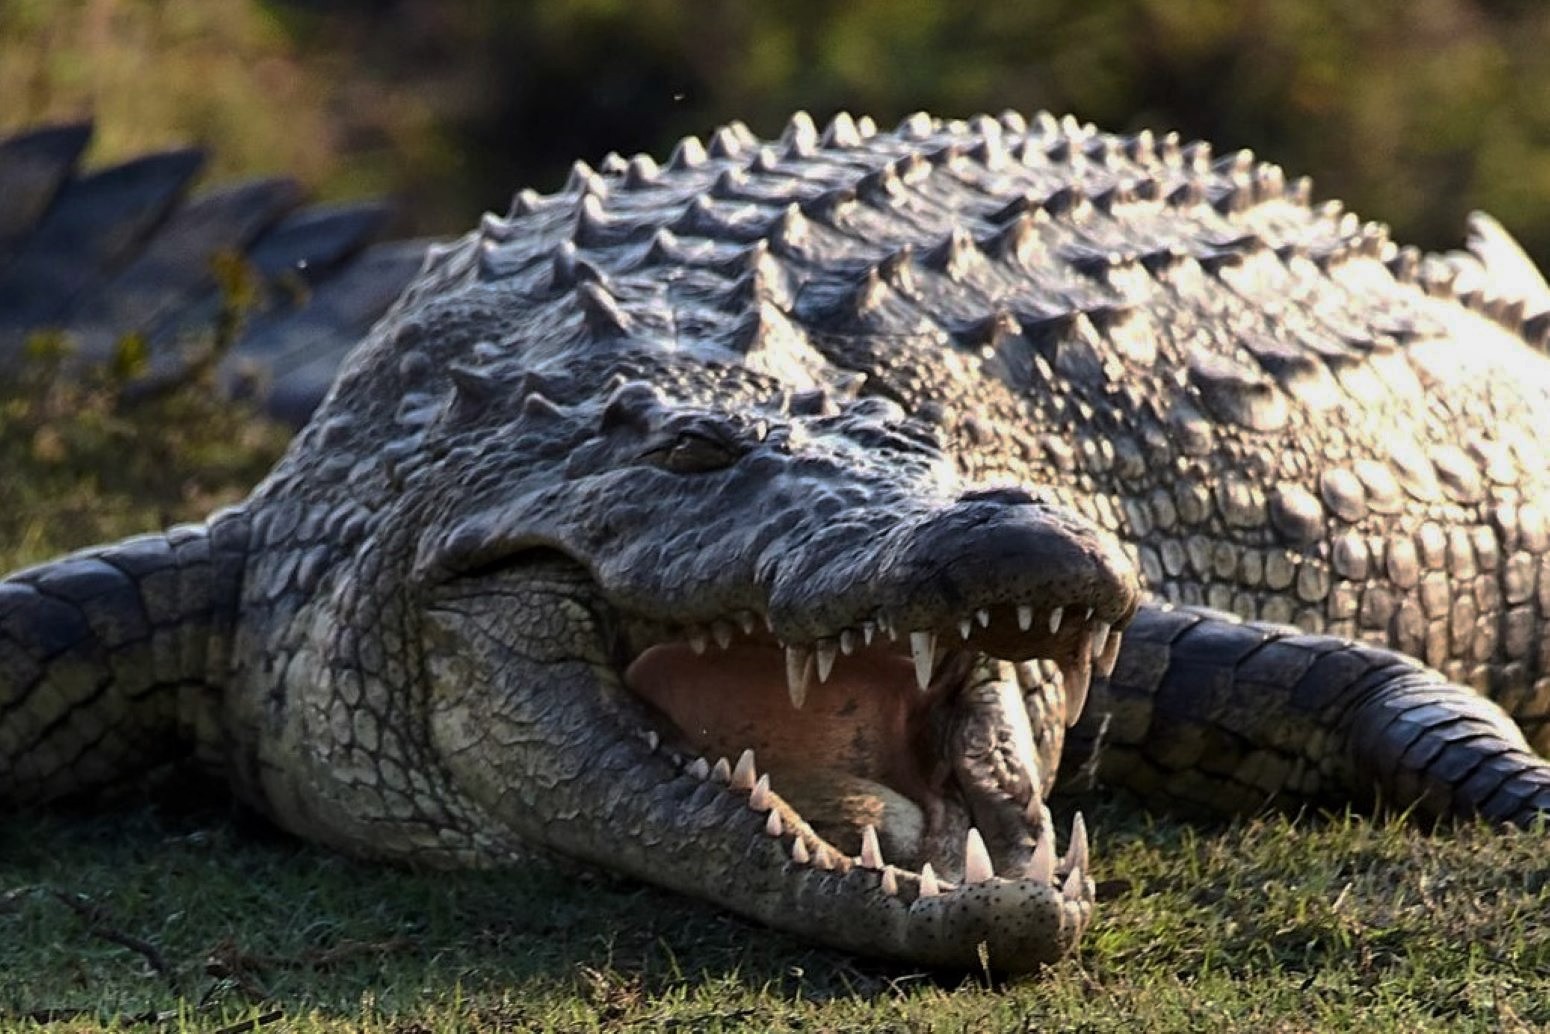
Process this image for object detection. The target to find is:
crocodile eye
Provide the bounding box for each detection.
[644,429,741,473]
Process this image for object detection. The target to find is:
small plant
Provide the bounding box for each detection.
[0,311,292,572]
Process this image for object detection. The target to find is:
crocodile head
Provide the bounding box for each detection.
[321,300,1140,970]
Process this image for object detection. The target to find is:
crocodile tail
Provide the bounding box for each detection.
[0,510,249,806]
[1342,669,1550,825]
[0,121,427,424]
[1065,604,1550,825]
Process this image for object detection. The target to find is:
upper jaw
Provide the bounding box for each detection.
[624,594,1126,716]
[759,494,1140,644]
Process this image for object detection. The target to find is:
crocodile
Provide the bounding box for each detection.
[5,110,1550,974]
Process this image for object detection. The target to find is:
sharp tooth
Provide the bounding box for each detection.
[1065,659,1093,727]
[880,865,898,896]
[958,618,973,640]
[816,639,838,683]
[976,608,991,628]
[813,846,834,870]
[919,863,940,898]
[839,629,857,655]
[1062,864,1084,901]
[737,611,757,635]
[1064,811,1090,874]
[688,628,708,654]
[860,825,884,869]
[1089,621,1110,660]
[712,620,734,649]
[1029,822,1055,883]
[711,757,732,783]
[785,645,812,708]
[1081,606,1093,622]
[910,631,936,691]
[765,613,776,632]
[1097,630,1123,678]
[792,838,810,864]
[765,807,783,836]
[1048,606,1064,634]
[731,749,757,791]
[643,730,660,752]
[1017,604,1033,631]
[964,828,994,884]
[687,758,710,780]
[749,773,772,810]
[861,621,875,646]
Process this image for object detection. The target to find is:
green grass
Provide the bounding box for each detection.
[0,332,289,572]
[2,349,1549,1031]
[3,803,1549,1031]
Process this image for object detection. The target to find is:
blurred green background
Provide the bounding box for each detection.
[6,0,1550,262]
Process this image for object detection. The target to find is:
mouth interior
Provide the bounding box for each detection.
[621,605,1118,877]
[626,639,949,860]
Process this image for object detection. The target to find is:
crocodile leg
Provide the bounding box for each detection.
[0,513,248,805]
[1065,603,1550,824]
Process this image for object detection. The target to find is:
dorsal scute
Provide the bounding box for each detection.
[333,110,1545,457]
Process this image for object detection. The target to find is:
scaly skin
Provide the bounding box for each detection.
[5,110,1550,972]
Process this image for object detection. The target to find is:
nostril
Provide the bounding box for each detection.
[959,485,1041,507]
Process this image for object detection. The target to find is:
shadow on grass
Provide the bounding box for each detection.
[7,786,1550,1031]
[0,777,972,1028]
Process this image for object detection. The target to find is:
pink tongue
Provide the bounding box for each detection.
[624,642,927,790]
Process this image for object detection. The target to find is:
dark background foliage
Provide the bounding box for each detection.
[6,1,1550,264]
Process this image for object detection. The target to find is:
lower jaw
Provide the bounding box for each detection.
[613,729,1094,974]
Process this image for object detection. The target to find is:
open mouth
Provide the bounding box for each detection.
[430,490,1138,963]
[620,597,1124,901]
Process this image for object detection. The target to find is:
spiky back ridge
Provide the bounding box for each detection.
[402,110,1360,371]
[304,109,1550,550]
[369,108,1538,405]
